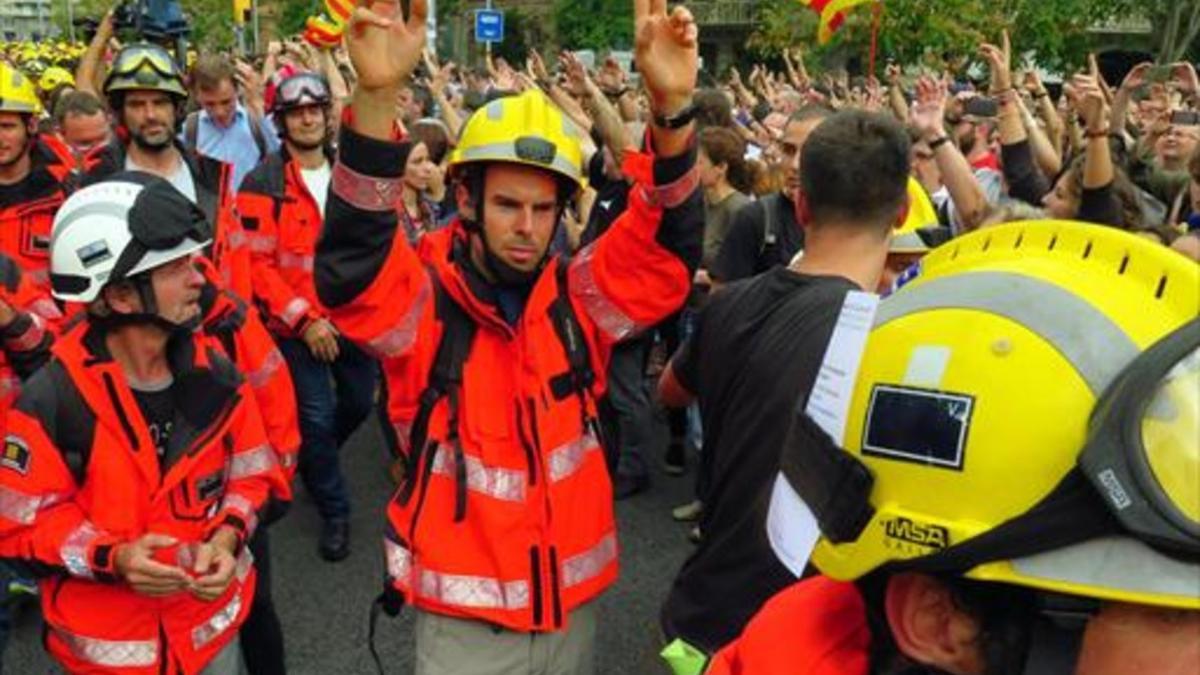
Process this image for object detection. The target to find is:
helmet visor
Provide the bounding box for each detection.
[111,45,179,82]
[1140,346,1200,528]
[1081,318,1200,556]
[274,73,330,111]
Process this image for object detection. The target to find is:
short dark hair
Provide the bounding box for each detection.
[53,89,104,126]
[799,110,911,231]
[693,88,733,130]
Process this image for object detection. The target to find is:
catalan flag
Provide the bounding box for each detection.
[798,0,878,43]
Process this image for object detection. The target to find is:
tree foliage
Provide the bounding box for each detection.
[553,0,633,52]
[748,0,1176,76]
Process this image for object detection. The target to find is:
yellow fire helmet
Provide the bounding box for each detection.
[889,177,943,254]
[447,89,584,190]
[784,219,1200,610]
[38,66,76,94]
[103,42,188,100]
[0,62,42,115]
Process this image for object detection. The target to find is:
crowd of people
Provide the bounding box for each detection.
[0,0,1197,673]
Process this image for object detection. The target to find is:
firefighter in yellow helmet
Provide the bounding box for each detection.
[313,0,703,672]
[710,220,1200,675]
[0,62,76,295]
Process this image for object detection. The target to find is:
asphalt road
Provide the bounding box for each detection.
[3,415,697,675]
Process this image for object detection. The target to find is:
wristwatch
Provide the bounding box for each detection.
[652,101,697,130]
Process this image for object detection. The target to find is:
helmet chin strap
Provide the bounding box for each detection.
[95,274,200,334]
[460,173,566,288]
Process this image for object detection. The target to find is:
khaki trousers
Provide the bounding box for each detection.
[414,603,597,675]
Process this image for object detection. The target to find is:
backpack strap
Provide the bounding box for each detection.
[184,111,199,153]
[548,258,610,451]
[396,270,476,524]
[248,111,268,161]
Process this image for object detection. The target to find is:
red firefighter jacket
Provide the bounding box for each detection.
[197,257,300,495]
[706,576,872,675]
[0,322,286,674]
[236,147,334,337]
[0,135,77,296]
[314,126,703,632]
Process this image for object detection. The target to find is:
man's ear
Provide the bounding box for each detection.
[894,193,912,231]
[102,282,140,315]
[455,180,476,222]
[794,188,812,227]
[885,573,985,675]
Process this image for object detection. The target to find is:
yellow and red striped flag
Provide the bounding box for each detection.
[798,0,878,43]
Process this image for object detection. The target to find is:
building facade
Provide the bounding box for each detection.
[0,0,53,40]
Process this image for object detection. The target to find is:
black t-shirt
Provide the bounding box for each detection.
[131,379,176,466]
[660,266,858,653]
[580,152,630,248]
[710,193,804,283]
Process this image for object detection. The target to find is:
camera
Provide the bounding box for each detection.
[76,0,191,63]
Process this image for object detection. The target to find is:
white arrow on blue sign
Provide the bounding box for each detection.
[474,9,505,43]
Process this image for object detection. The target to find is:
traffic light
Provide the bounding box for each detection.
[233,0,251,25]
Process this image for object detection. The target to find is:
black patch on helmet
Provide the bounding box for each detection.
[514,136,557,166]
[862,384,973,471]
[77,240,113,268]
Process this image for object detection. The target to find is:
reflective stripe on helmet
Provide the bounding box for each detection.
[875,271,1139,396]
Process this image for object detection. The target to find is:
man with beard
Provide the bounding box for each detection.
[83,43,253,301]
[0,62,79,299]
[237,70,378,566]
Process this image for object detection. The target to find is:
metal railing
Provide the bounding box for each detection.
[687,1,757,27]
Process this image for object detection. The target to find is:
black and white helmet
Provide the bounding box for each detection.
[50,173,211,303]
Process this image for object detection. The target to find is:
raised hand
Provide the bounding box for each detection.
[528,49,551,85]
[979,29,1012,93]
[1070,74,1108,133]
[634,0,699,115]
[910,76,949,141]
[558,50,590,97]
[1172,61,1199,98]
[345,0,427,92]
[1120,62,1152,93]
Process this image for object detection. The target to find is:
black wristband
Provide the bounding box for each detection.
[652,102,697,130]
[929,135,953,150]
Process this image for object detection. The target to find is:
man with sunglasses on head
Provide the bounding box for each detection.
[237,68,378,564]
[82,42,254,302]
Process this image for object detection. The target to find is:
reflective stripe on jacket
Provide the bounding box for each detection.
[0,322,286,674]
[236,148,332,337]
[315,126,703,632]
[198,256,300,492]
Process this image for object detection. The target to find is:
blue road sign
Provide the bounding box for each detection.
[475,9,505,43]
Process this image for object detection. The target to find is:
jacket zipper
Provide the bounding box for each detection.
[515,402,538,486]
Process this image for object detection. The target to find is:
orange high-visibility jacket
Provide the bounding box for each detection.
[0,252,58,410]
[315,127,703,632]
[0,322,286,674]
[0,137,77,295]
[237,148,335,338]
[706,576,871,675]
[198,256,300,494]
